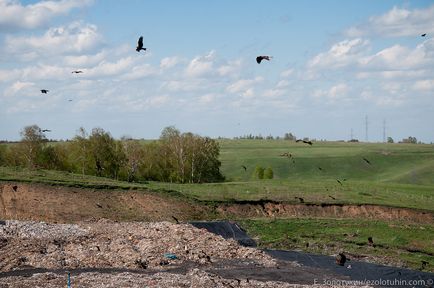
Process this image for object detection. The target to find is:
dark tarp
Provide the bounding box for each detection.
[190,220,434,288]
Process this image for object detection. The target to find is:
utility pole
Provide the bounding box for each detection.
[350,128,353,140]
[383,119,386,143]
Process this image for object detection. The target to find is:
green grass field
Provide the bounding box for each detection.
[240,218,434,271]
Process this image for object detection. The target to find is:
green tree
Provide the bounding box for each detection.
[387,137,394,143]
[19,125,47,168]
[254,165,265,179]
[264,166,274,179]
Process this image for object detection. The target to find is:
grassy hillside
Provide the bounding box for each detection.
[218,140,434,185]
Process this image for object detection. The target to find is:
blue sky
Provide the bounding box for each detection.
[1,0,433,142]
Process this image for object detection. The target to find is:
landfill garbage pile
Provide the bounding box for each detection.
[0,219,276,271]
[0,220,372,287]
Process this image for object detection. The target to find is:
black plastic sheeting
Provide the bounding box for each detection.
[189,221,256,247]
[190,221,434,288]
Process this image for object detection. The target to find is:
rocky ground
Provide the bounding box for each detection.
[0,220,373,287]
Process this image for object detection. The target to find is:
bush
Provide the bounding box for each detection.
[264,167,274,179]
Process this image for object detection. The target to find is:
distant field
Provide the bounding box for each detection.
[1,140,433,211]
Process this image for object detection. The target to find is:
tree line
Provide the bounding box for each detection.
[0,125,224,183]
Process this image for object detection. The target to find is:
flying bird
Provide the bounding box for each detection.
[136,36,147,52]
[328,195,335,200]
[40,89,49,94]
[71,70,83,74]
[171,216,179,224]
[68,99,73,102]
[41,129,51,132]
[336,179,343,185]
[241,165,247,171]
[296,139,313,145]
[421,33,427,37]
[256,55,272,64]
[362,157,371,165]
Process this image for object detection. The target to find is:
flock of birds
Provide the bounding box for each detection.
[39,36,273,96]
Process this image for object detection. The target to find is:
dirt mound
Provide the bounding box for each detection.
[0,182,209,222]
[217,202,433,223]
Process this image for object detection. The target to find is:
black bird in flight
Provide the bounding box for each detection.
[41,129,51,132]
[40,89,49,94]
[68,99,73,102]
[241,165,247,171]
[318,167,323,171]
[336,179,343,185]
[136,36,147,52]
[296,139,313,145]
[362,157,371,165]
[328,195,335,200]
[171,216,179,224]
[71,70,83,74]
[421,33,427,37]
[256,55,272,64]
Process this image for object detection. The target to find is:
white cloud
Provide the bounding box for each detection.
[86,57,134,77]
[313,83,349,103]
[0,0,93,31]
[346,4,434,37]
[280,68,294,78]
[185,50,216,78]
[5,21,103,58]
[413,79,434,92]
[160,56,182,69]
[226,77,263,94]
[3,81,34,97]
[217,59,243,77]
[308,38,370,69]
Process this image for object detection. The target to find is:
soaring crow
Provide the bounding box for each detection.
[171,216,180,224]
[421,33,427,37]
[296,139,312,145]
[40,89,49,94]
[136,36,147,52]
[241,165,247,171]
[362,157,371,165]
[41,129,51,132]
[328,195,335,200]
[336,179,343,185]
[71,70,83,74]
[256,55,272,64]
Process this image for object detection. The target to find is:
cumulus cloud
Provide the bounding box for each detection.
[308,38,370,69]
[0,0,93,31]
[185,50,216,78]
[5,21,103,58]
[346,4,434,37]
[160,56,182,69]
[3,81,35,97]
[313,83,349,103]
[413,79,434,92]
[226,77,263,94]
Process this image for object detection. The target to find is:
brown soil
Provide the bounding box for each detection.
[0,182,211,223]
[1,182,432,223]
[217,202,434,223]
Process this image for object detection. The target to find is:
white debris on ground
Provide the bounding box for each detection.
[0,220,372,287]
[0,219,276,271]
